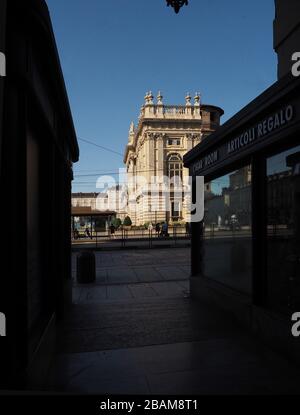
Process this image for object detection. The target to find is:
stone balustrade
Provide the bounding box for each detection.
[141,104,201,120]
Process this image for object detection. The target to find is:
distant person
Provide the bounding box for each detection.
[110,224,116,239]
[185,222,190,237]
[155,223,160,237]
[85,226,91,239]
[161,222,169,237]
[73,229,79,240]
[148,223,153,233]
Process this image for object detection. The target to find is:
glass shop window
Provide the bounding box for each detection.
[203,165,252,295]
[266,145,300,314]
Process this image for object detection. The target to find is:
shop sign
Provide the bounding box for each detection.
[227,105,294,155]
[191,105,295,174]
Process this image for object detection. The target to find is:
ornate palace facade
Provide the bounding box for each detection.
[124,92,223,225]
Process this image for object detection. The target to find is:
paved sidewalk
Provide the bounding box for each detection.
[72,249,190,303]
[46,248,300,395]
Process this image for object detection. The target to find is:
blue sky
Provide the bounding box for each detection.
[46,0,277,192]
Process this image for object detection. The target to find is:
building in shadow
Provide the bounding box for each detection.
[0,0,79,389]
[184,0,300,363]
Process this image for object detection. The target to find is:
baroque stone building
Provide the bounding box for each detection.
[124,92,223,225]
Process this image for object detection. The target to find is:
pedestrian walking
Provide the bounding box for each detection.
[85,226,92,239]
[110,224,116,239]
[73,228,79,240]
[155,223,160,237]
[185,221,190,237]
[161,222,169,237]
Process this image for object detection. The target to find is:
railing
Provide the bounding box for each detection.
[203,225,252,239]
[140,105,201,119]
[163,105,187,115]
[71,225,191,250]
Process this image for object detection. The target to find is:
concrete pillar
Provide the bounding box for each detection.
[191,220,205,276]
[190,177,205,277]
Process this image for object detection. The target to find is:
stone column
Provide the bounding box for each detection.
[157,133,166,222]
[156,133,164,176]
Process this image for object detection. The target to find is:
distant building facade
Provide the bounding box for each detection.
[204,166,252,228]
[124,92,223,226]
[72,192,100,210]
[72,188,127,221]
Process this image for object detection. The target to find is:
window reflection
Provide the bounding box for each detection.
[267,145,300,313]
[203,166,252,294]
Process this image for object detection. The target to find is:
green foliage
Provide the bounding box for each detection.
[112,217,122,229]
[123,216,132,226]
[94,217,106,230]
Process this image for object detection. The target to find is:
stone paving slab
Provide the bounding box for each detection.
[73,280,189,304]
[155,265,188,281]
[133,267,162,282]
[106,285,133,301]
[73,286,107,304]
[127,283,157,299]
[150,281,188,297]
[95,269,107,283]
[73,248,190,268]
[106,268,139,283]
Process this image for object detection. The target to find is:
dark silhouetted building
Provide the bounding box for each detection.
[0,0,79,389]
[184,0,300,363]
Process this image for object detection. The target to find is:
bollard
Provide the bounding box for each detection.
[77,251,96,284]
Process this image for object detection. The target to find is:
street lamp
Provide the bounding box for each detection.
[166,1,189,14]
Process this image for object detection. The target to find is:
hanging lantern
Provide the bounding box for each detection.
[166,0,189,14]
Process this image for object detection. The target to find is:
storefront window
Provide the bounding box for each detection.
[267,145,300,314]
[204,165,252,294]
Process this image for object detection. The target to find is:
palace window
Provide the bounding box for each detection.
[167,154,183,221]
[168,154,183,180]
[167,138,181,146]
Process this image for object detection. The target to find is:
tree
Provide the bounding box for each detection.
[112,217,122,229]
[123,216,132,227]
[94,217,106,231]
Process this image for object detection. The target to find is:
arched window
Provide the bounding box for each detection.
[167,153,183,180]
[167,154,183,221]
